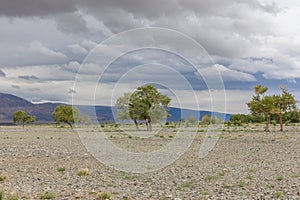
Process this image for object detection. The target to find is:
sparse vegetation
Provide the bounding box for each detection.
[204,172,224,181]
[246,174,253,180]
[181,181,193,188]
[57,167,66,172]
[40,192,56,199]
[7,196,19,200]
[222,184,232,189]
[266,183,275,189]
[77,168,90,176]
[274,191,283,198]
[276,175,284,181]
[0,124,299,199]
[97,192,111,200]
[0,175,7,182]
[237,181,246,187]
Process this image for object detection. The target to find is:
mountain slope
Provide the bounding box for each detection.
[0,93,231,124]
[0,93,60,124]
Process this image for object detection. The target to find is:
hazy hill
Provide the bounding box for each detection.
[0,93,230,125]
[0,93,60,124]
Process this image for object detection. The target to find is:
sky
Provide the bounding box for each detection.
[0,0,300,114]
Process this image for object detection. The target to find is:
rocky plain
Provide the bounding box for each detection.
[0,124,299,199]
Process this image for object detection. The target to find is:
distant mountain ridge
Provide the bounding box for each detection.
[0,93,60,124]
[0,93,230,125]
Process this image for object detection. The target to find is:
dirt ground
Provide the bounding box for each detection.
[0,124,299,199]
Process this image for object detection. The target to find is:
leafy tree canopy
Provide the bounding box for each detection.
[52,105,80,129]
[247,85,297,132]
[116,85,171,131]
[13,110,35,128]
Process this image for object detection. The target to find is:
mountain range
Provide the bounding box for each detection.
[0,93,230,125]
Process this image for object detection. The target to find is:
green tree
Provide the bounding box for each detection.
[247,85,275,132]
[13,110,35,128]
[115,92,132,121]
[211,116,222,124]
[187,116,197,126]
[52,105,80,129]
[201,114,210,125]
[273,86,297,131]
[283,111,300,123]
[116,85,171,131]
[230,114,251,125]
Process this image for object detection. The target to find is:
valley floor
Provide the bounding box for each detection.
[0,124,299,199]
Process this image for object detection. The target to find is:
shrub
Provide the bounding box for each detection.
[97,192,111,200]
[57,167,66,172]
[77,168,89,176]
[0,175,7,182]
[276,175,283,181]
[40,192,56,199]
[8,197,19,200]
[274,191,283,199]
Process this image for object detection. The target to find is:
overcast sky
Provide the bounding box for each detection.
[0,0,299,114]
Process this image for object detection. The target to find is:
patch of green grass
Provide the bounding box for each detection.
[204,172,224,181]
[122,172,136,180]
[0,191,3,200]
[222,184,232,189]
[217,171,225,177]
[246,174,253,180]
[266,183,275,189]
[274,191,283,199]
[107,182,114,187]
[246,168,256,173]
[57,167,65,172]
[204,175,216,181]
[237,181,246,187]
[77,168,89,176]
[7,196,19,200]
[40,192,56,199]
[168,135,174,138]
[276,175,284,181]
[181,181,193,188]
[0,175,7,182]
[97,192,111,200]
[201,191,209,195]
[260,140,267,144]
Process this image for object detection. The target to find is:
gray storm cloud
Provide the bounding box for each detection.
[0,0,299,113]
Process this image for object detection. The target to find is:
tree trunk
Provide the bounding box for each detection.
[133,119,139,130]
[146,117,152,131]
[279,112,283,132]
[68,122,73,129]
[265,114,270,132]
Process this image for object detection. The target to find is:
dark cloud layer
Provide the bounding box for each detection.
[0,0,77,17]
[0,0,299,112]
[0,69,5,77]
[18,75,39,80]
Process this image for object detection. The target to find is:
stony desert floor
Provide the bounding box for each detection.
[0,124,299,199]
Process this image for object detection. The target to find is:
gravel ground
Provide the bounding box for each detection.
[0,124,299,200]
